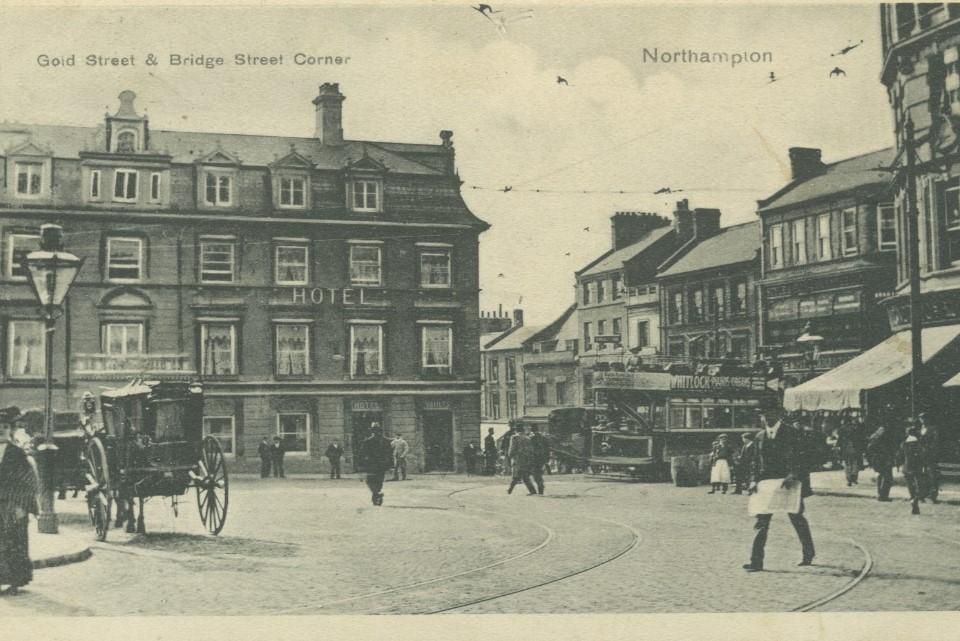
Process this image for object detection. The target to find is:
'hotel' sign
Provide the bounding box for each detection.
[290,287,372,305]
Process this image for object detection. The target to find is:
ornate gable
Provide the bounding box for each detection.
[197,147,241,166]
[5,140,52,157]
[270,149,313,170]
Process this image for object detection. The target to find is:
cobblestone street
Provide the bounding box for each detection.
[1,474,958,616]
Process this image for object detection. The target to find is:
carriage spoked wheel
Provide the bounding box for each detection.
[85,437,112,542]
[195,436,229,535]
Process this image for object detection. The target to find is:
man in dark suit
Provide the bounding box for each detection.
[528,425,549,495]
[325,441,344,479]
[358,423,394,506]
[257,437,272,478]
[918,413,940,503]
[271,436,286,478]
[483,428,498,475]
[743,406,815,572]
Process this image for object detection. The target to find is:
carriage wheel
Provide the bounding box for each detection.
[195,436,229,535]
[85,437,112,542]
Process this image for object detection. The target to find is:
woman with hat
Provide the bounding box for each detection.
[708,434,734,494]
[0,407,40,595]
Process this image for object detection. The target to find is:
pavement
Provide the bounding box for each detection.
[810,468,960,504]
[30,527,92,569]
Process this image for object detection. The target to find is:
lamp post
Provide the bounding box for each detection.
[21,224,84,535]
[796,322,825,382]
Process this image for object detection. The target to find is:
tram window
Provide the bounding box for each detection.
[670,407,686,428]
[735,407,762,430]
[687,407,703,429]
[704,406,733,429]
[652,404,665,429]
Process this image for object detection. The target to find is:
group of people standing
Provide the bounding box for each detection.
[864,412,941,514]
[503,423,550,496]
[256,436,288,478]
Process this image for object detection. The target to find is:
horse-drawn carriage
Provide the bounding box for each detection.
[51,380,229,541]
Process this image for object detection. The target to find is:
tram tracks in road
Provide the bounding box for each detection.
[790,534,873,612]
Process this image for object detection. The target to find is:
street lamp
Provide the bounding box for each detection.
[796,322,825,382]
[21,224,84,535]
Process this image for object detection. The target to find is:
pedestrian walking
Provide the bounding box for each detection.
[529,425,549,495]
[391,432,409,481]
[898,424,924,515]
[838,418,864,487]
[0,410,39,595]
[483,427,498,475]
[325,441,344,479]
[462,441,479,476]
[733,432,755,495]
[506,424,537,496]
[866,424,895,502]
[708,434,734,494]
[271,436,286,478]
[359,423,394,506]
[257,437,272,478]
[742,406,815,572]
[499,423,516,476]
[796,419,827,498]
[918,413,940,504]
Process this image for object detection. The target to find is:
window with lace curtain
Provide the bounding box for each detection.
[7,320,44,379]
[275,324,309,376]
[350,324,383,377]
[421,325,452,374]
[201,323,236,376]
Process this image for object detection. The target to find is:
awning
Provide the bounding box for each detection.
[944,372,960,387]
[783,325,960,411]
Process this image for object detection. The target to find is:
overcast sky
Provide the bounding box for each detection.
[0,4,892,326]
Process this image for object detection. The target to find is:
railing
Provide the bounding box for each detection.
[73,353,196,379]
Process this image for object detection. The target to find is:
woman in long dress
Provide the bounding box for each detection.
[0,412,39,595]
[709,434,734,494]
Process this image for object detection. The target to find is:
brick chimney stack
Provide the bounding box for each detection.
[313,83,345,145]
[692,207,721,239]
[788,147,825,182]
[673,199,694,242]
[610,211,671,250]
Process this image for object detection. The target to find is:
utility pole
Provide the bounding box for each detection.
[905,118,924,424]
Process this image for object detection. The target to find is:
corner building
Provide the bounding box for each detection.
[0,85,488,473]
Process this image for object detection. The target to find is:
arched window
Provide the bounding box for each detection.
[116,130,137,153]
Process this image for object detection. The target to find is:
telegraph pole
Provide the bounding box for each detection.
[905,118,924,424]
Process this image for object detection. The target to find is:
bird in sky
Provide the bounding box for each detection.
[653,187,682,194]
[491,8,534,35]
[497,273,505,278]
[501,185,513,193]
[557,76,569,86]
[830,67,847,78]
[583,226,590,232]
[473,4,497,19]
[767,71,778,84]
[564,252,571,256]
[832,40,864,56]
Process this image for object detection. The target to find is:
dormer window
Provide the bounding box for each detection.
[205,172,233,206]
[116,130,137,153]
[15,162,43,197]
[279,176,305,208]
[350,179,381,212]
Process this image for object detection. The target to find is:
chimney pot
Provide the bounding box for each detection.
[513,309,524,327]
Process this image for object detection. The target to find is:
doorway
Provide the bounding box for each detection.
[422,410,454,472]
[351,410,383,472]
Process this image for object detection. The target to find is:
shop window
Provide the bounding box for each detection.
[106,237,143,282]
[421,325,452,374]
[274,244,308,285]
[275,324,310,376]
[349,244,382,286]
[200,238,236,283]
[14,161,43,198]
[203,416,235,455]
[350,324,383,376]
[103,322,144,355]
[6,232,39,280]
[6,320,44,379]
[277,413,309,454]
[201,323,237,376]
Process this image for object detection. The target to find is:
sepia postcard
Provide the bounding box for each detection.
[0,1,959,639]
